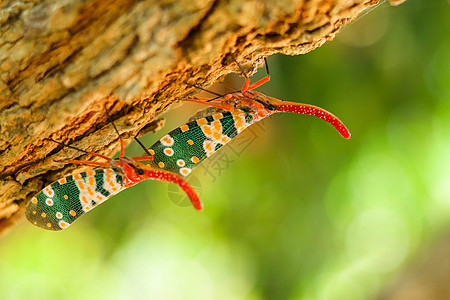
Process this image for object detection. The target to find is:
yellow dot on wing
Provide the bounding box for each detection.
[31,197,38,204]
[64,195,69,199]
[191,156,199,164]
[187,139,194,145]
[47,223,51,228]
[41,212,46,218]
[158,162,165,168]
[32,211,37,215]
[70,210,76,216]
[149,149,155,155]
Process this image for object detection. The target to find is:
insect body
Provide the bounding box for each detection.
[26,120,202,231]
[188,57,351,139]
[144,58,350,177]
[146,109,253,176]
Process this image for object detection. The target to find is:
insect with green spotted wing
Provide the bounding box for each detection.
[26,115,202,231]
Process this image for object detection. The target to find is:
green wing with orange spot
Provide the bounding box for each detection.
[146,110,255,177]
[26,168,124,231]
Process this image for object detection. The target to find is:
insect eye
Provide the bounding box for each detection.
[127,163,144,175]
[255,99,276,111]
[267,104,276,111]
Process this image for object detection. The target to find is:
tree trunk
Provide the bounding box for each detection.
[0,0,379,235]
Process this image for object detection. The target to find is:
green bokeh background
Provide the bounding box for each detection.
[1,1,449,299]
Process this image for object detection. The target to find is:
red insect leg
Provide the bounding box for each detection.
[142,167,203,211]
[243,74,271,92]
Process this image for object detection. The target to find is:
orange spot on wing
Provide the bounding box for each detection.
[47,223,52,228]
[191,156,199,164]
[31,197,38,204]
[221,136,231,143]
[158,162,165,168]
[78,181,85,190]
[88,176,95,186]
[45,187,54,196]
[213,132,221,141]
[149,149,155,155]
[213,113,223,120]
[41,213,46,218]
[187,139,194,145]
[86,170,95,177]
[213,120,221,131]
[180,168,191,176]
[70,210,76,216]
[197,118,207,126]
[64,195,69,199]
[162,136,173,145]
[58,178,67,184]
[163,148,174,156]
[203,126,212,135]
[180,124,189,132]
[87,187,94,196]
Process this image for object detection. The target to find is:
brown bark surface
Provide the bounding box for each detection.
[0,0,379,235]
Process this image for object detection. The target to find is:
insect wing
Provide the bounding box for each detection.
[26,168,124,231]
[148,110,254,177]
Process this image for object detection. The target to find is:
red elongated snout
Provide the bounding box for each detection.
[275,102,351,139]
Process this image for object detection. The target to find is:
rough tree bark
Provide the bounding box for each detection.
[0,0,380,235]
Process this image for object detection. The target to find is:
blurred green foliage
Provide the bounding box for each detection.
[1,1,449,299]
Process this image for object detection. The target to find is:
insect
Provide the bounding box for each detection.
[142,57,350,177]
[26,114,202,231]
